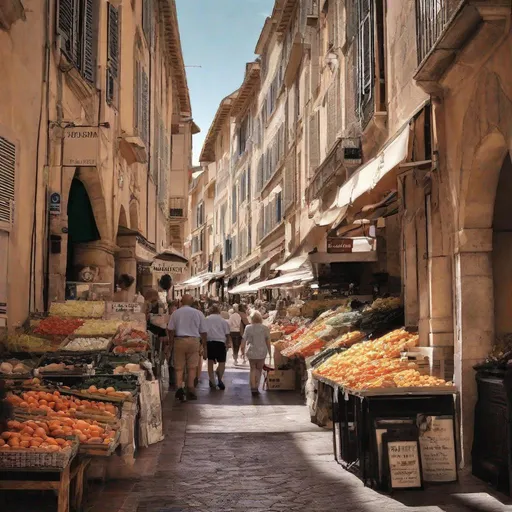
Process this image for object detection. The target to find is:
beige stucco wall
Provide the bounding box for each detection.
[1,0,192,328]
[0,0,46,328]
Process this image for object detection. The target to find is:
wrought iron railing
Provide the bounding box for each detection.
[416,0,457,64]
[169,197,186,218]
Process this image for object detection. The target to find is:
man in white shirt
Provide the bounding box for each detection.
[228,305,243,365]
[205,305,231,390]
[167,294,207,401]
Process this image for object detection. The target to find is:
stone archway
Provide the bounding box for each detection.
[454,131,510,464]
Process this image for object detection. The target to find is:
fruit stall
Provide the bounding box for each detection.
[270,298,459,491]
[0,300,166,510]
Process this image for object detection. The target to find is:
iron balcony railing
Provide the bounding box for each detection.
[416,0,460,64]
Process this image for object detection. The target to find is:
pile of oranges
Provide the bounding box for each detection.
[0,417,116,451]
[6,390,117,417]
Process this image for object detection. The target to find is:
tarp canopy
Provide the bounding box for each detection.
[275,254,309,272]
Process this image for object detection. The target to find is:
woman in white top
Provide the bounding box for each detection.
[241,311,271,395]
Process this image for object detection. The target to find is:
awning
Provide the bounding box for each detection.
[314,205,347,227]
[228,281,259,295]
[176,271,224,288]
[335,123,410,208]
[154,248,188,263]
[191,170,204,179]
[275,254,309,272]
[252,270,314,290]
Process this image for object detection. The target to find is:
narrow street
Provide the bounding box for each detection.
[82,357,512,512]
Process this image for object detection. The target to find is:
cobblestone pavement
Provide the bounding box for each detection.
[3,357,512,511]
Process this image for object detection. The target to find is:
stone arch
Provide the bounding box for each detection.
[63,166,111,241]
[459,130,509,231]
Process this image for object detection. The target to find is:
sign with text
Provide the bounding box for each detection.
[151,262,187,274]
[327,237,353,253]
[49,192,61,215]
[63,127,99,167]
[387,440,422,489]
[111,302,142,313]
[418,415,457,482]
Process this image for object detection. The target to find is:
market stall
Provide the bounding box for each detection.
[0,299,165,509]
[265,296,458,491]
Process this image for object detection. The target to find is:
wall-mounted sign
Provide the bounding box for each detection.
[49,192,61,215]
[151,262,187,274]
[342,138,362,165]
[63,127,99,167]
[111,302,142,313]
[327,237,353,253]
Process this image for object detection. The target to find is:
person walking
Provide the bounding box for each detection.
[167,294,208,401]
[228,304,243,365]
[241,311,271,396]
[205,305,231,390]
[238,304,250,364]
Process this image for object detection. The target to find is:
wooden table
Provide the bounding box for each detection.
[0,457,91,512]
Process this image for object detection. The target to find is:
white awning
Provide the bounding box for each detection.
[275,254,309,272]
[228,281,260,295]
[314,205,348,227]
[252,270,314,290]
[335,123,410,208]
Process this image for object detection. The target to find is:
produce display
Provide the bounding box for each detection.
[49,301,105,318]
[36,355,96,375]
[329,331,366,349]
[4,334,63,353]
[74,319,122,336]
[63,337,111,352]
[113,363,143,374]
[312,329,451,390]
[1,420,76,451]
[33,317,84,336]
[7,390,118,418]
[0,359,35,376]
[2,417,116,447]
[68,377,136,398]
[112,325,149,354]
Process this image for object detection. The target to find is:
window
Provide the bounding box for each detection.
[238,114,251,156]
[357,0,374,123]
[106,3,120,106]
[58,0,97,84]
[142,0,153,48]
[196,201,204,228]
[231,185,237,223]
[276,192,283,223]
[0,136,15,226]
[134,60,149,145]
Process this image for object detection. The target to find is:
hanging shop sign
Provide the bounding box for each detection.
[341,138,362,165]
[327,237,354,253]
[63,127,99,167]
[49,192,61,215]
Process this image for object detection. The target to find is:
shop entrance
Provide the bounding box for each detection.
[66,178,100,281]
[492,154,512,335]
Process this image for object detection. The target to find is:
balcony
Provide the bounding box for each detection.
[169,197,186,219]
[306,139,345,202]
[414,0,511,90]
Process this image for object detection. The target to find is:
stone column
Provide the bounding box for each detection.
[453,227,494,465]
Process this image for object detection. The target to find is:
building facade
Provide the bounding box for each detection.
[0,0,194,329]
[195,0,512,462]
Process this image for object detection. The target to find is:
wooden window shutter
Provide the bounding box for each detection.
[82,0,95,83]
[143,0,153,47]
[327,83,337,149]
[141,68,149,145]
[0,136,15,225]
[106,3,119,105]
[308,111,320,175]
[134,61,140,134]
[358,0,374,116]
[58,0,80,66]
[310,28,320,96]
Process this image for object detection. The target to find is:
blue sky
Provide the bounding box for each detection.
[176,0,275,165]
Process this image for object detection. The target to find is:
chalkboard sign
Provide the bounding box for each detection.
[383,430,423,490]
[417,415,457,482]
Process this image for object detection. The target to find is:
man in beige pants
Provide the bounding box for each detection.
[167,294,208,401]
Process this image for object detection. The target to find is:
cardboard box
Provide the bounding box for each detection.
[266,369,296,391]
